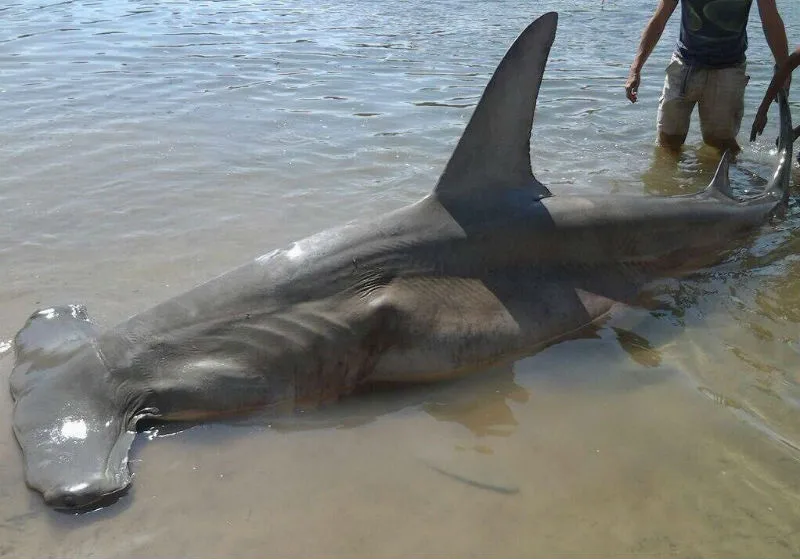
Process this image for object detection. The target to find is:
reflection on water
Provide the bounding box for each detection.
[1,0,800,556]
[423,365,528,438]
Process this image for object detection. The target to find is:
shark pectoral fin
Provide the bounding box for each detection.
[10,304,101,398]
[611,326,663,368]
[433,12,557,201]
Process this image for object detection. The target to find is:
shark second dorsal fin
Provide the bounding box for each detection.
[702,150,735,201]
[433,12,558,202]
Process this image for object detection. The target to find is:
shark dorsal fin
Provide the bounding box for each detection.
[433,12,558,202]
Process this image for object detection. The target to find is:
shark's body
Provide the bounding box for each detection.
[8,12,795,511]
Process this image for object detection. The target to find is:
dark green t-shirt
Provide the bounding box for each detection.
[675,0,753,68]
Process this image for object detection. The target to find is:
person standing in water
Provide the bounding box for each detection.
[625,0,789,153]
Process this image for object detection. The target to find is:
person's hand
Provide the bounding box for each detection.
[625,70,640,103]
[750,105,768,142]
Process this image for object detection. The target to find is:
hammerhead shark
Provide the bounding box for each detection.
[8,12,794,511]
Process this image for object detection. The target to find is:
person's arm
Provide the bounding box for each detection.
[750,48,800,141]
[625,0,679,103]
[756,0,790,89]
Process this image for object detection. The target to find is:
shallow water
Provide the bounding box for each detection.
[1,0,800,556]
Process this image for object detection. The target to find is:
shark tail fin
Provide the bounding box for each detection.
[703,87,794,206]
[433,12,558,203]
[764,87,794,204]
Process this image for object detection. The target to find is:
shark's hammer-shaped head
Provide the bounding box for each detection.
[9,305,145,511]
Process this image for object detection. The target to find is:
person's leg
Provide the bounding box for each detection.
[642,145,683,195]
[657,56,697,152]
[698,62,749,153]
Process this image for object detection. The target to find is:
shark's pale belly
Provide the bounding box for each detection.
[369,272,625,383]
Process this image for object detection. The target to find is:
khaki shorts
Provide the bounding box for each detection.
[656,54,750,142]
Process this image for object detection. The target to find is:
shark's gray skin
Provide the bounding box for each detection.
[8,12,795,511]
